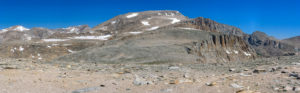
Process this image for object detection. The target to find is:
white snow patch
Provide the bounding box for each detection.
[179,27,198,30]
[38,57,42,60]
[168,18,181,24]
[47,45,51,48]
[111,21,116,24]
[146,26,159,31]
[243,52,251,56]
[225,50,231,54]
[42,39,69,42]
[126,13,139,18]
[71,35,112,40]
[233,50,239,54]
[19,46,24,51]
[129,32,143,35]
[158,13,162,15]
[68,49,75,53]
[10,49,15,53]
[13,26,29,31]
[141,21,150,26]
[0,29,8,33]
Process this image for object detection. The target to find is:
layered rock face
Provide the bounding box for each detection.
[172,17,245,36]
[56,29,255,63]
[245,31,296,56]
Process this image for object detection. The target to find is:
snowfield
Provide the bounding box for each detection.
[126,13,139,18]
[243,52,252,56]
[42,39,70,42]
[129,32,143,35]
[146,26,159,31]
[141,21,150,26]
[169,18,181,24]
[71,35,112,40]
[14,26,30,31]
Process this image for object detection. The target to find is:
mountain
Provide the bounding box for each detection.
[0,25,30,33]
[55,10,256,63]
[0,25,105,60]
[283,36,300,48]
[92,10,188,35]
[245,31,296,56]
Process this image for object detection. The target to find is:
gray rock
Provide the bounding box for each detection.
[72,87,100,93]
[230,83,244,89]
[253,69,266,73]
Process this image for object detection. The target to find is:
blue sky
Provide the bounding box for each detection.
[0,0,299,39]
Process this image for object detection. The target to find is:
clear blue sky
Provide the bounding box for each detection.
[1,0,299,39]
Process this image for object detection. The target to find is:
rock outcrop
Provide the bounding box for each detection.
[245,31,296,56]
[171,17,245,36]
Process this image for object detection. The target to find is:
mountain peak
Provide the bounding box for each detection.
[2,25,30,32]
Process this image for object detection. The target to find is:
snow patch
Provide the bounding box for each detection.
[0,29,8,33]
[225,50,231,54]
[129,32,143,35]
[158,13,162,15]
[243,52,251,56]
[179,27,198,30]
[126,13,139,18]
[168,18,181,24]
[141,21,150,26]
[43,39,69,42]
[13,26,29,31]
[233,50,239,54]
[10,49,15,53]
[146,26,159,31]
[68,49,75,53]
[71,35,112,40]
[19,46,24,52]
[111,21,116,24]
[38,57,43,60]
[47,45,51,48]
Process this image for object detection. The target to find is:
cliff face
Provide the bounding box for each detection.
[185,33,255,62]
[172,17,245,36]
[245,31,296,56]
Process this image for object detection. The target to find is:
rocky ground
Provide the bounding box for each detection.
[0,55,300,93]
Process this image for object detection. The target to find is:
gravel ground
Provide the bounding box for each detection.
[0,55,300,93]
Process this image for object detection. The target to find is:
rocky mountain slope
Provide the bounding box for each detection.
[283,36,300,48]
[245,31,296,57]
[55,10,256,63]
[56,29,255,63]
